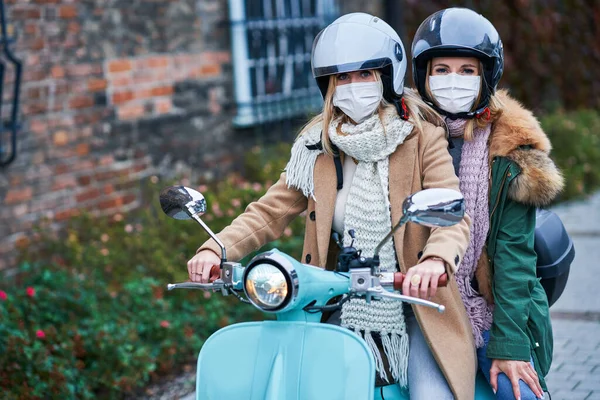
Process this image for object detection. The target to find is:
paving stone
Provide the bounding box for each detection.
[550,389,592,400]
[574,380,600,392]
[549,319,600,399]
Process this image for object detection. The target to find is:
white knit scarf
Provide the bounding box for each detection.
[285,113,414,385]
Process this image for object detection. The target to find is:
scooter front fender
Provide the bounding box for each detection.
[196,321,375,400]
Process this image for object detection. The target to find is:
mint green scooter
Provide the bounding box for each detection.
[160,186,495,400]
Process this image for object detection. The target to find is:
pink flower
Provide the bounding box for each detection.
[36,330,45,339]
[231,198,241,208]
[203,291,212,299]
[211,203,223,218]
[283,227,292,238]
[100,248,109,256]
[0,290,7,301]
[26,287,35,298]
[198,184,208,192]
[101,234,109,243]
[124,224,134,233]
[252,183,263,192]
[160,320,170,328]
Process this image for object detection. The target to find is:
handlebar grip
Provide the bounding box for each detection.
[209,265,221,282]
[393,273,448,291]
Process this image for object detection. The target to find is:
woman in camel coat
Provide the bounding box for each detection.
[189,13,476,399]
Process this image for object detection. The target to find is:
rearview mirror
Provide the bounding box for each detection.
[159,185,226,261]
[403,188,465,228]
[159,186,207,220]
[374,188,464,257]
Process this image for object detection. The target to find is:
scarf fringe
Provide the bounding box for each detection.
[284,127,322,200]
[352,328,410,387]
[460,276,494,348]
[381,330,409,387]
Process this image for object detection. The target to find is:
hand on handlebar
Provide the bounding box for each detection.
[402,258,446,299]
[187,250,221,283]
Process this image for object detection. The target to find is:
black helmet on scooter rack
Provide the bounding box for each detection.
[411,8,504,119]
[311,13,409,117]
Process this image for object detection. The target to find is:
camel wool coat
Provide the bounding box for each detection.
[199,120,477,399]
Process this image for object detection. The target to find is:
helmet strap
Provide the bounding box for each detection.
[476,107,491,121]
[393,97,410,121]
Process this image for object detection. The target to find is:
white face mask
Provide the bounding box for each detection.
[333,81,382,123]
[429,73,481,114]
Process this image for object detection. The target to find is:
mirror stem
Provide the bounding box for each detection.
[374,215,409,257]
[191,214,227,262]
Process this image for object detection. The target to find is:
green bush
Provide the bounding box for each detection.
[2,171,304,398]
[541,109,600,201]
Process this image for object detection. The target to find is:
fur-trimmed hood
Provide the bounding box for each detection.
[489,90,564,207]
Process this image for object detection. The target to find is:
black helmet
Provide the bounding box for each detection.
[411,8,504,118]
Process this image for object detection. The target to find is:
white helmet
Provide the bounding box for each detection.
[311,13,407,101]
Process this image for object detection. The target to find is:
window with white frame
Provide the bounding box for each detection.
[228,0,338,127]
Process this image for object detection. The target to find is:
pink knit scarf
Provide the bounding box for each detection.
[446,118,494,348]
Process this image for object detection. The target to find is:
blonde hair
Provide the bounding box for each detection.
[297,70,444,155]
[424,61,504,141]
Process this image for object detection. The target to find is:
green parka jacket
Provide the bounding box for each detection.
[470,91,564,391]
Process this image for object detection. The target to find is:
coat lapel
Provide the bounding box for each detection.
[389,134,418,272]
[313,153,338,267]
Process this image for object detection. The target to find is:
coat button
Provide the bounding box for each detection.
[455,255,460,265]
[305,254,312,263]
[309,211,316,221]
[417,251,423,259]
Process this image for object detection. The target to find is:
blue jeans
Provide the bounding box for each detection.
[477,330,539,400]
[374,307,454,399]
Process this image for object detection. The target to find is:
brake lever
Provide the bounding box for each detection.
[365,286,445,313]
[167,280,225,291]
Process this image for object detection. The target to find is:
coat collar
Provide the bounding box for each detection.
[389,133,418,272]
[488,90,564,207]
[313,153,338,266]
[489,90,552,159]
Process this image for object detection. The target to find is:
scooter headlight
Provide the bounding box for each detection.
[245,264,289,309]
[243,251,298,312]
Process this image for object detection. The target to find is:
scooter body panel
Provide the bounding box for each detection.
[196,320,375,400]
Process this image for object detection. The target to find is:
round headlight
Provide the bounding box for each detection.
[244,263,289,310]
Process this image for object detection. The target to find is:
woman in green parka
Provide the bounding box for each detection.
[410,8,564,400]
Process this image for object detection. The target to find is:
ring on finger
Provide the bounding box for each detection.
[410,274,422,287]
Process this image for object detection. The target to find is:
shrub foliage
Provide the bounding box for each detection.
[1,172,303,399]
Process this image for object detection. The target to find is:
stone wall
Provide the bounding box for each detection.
[0,0,383,272]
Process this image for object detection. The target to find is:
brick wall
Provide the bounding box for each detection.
[0,0,383,273]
